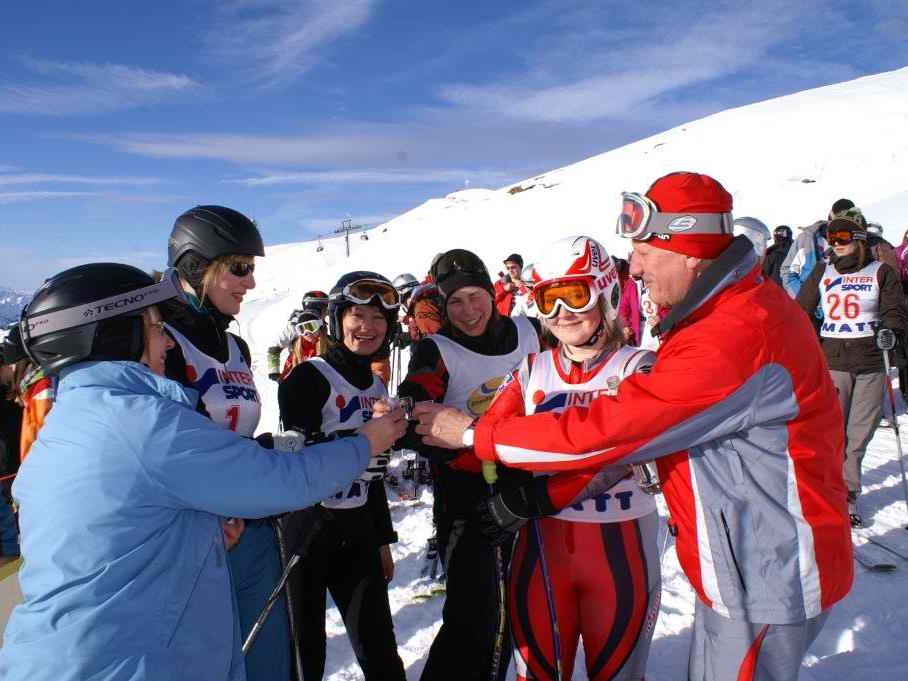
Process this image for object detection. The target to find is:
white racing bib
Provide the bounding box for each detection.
[166,324,261,436]
[309,358,387,510]
[523,345,657,523]
[432,315,540,416]
[819,261,882,338]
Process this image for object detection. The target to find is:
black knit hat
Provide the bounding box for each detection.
[503,253,523,268]
[827,208,867,240]
[830,198,855,216]
[432,249,494,299]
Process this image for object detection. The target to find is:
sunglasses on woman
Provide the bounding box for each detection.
[228,261,255,277]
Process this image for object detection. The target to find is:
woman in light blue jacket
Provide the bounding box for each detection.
[0,263,407,681]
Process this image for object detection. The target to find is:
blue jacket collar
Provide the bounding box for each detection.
[58,361,195,408]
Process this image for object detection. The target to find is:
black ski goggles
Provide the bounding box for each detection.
[433,251,489,286]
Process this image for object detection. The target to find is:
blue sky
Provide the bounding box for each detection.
[1,0,907,290]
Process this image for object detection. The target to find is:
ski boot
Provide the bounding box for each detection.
[847,492,862,528]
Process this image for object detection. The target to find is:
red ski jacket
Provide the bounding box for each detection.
[475,239,853,624]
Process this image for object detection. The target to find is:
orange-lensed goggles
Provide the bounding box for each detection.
[533,279,597,318]
[826,229,864,246]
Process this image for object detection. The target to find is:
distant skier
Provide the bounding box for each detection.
[267,290,329,381]
[761,225,793,287]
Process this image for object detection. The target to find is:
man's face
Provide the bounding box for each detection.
[505,261,522,280]
[631,240,701,307]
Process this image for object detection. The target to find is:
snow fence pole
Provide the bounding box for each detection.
[879,337,908,526]
[482,461,508,680]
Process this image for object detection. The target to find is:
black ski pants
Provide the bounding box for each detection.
[420,518,512,681]
[288,523,405,681]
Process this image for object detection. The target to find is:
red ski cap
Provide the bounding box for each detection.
[643,172,734,259]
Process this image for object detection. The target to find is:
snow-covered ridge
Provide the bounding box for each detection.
[0,288,30,328]
[239,66,908,400]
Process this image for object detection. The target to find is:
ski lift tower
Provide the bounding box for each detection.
[334,216,365,257]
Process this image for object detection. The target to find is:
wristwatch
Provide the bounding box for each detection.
[461,417,480,448]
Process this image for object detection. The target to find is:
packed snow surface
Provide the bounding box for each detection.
[233,67,908,679]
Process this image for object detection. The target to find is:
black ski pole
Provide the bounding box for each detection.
[243,508,329,654]
[482,462,508,681]
[273,518,305,679]
[242,553,299,655]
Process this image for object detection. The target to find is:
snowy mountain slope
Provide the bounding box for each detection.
[232,67,908,679]
[0,288,29,328]
[238,65,908,428]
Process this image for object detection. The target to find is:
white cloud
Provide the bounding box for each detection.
[64,129,403,165]
[207,0,376,87]
[0,174,167,187]
[0,191,94,205]
[434,1,841,123]
[225,167,516,187]
[0,55,201,115]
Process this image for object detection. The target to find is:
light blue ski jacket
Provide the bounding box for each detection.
[0,361,370,681]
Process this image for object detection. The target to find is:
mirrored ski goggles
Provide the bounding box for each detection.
[533,278,598,318]
[21,267,187,343]
[295,318,324,335]
[333,279,400,309]
[826,229,865,246]
[616,192,734,240]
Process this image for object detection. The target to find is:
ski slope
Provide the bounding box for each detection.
[234,67,908,679]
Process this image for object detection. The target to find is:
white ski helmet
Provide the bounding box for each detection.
[733,217,771,257]
[530,236,621,321]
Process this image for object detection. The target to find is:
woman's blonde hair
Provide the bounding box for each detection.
[199,255,254,303]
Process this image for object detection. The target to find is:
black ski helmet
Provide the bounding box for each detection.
[301,290,329,319]
[327,271,399,347]
[21,263,183,374]
[167,205,265,291]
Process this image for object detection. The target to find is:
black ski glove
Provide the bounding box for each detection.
[476,476,557,545]
[280,505,333,559]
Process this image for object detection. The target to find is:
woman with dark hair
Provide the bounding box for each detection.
[396,249,541,681]
[796,208,908,526]
[278,272,406,681]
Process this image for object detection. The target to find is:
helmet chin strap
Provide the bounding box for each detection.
[579,317,605,347]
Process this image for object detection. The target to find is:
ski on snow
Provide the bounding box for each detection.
[853,547,896,572]
[853,528,908,563]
